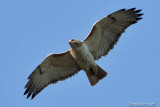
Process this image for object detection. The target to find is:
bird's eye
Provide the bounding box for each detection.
[74,42,78,46]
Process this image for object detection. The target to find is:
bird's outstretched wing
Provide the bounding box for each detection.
[83,8,143,60]
[24,51,80,99]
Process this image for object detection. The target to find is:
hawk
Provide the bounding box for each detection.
[24,8,143,99]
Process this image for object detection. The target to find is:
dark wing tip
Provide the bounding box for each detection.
[128,8,136,11]
[24,89,37,100]
[31,94,36,100]
[136,17,142,20]
[120,8,126,11]
[127,8,143,21]
[24,89,29,95]
[24,80,49,99]
[24,88,36,99]
[24,86,37,99]
[120,8,143,19]
[137,14,143,17]
[27,92,32,99]
[132,21,137,24]
[134,9,142,13]
[24,79,34,99]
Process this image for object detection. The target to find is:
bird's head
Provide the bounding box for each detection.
[69,39,82,48]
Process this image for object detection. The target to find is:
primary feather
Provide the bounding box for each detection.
[83,8,143,60]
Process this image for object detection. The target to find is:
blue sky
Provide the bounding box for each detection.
[0,0,159,107]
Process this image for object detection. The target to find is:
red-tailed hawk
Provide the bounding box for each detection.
[24,8,143,99]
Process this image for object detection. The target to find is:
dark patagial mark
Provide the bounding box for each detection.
[108,15,116,22]
[37,65,43,74]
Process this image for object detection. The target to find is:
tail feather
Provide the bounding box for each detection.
[97,65,108,80]
[86,73,99,86]
[86,65,108,86]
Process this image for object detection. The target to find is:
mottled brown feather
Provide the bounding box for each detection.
[83,8,143,60]
[24,51,80,99]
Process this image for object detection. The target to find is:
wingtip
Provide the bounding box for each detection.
[134,9,142,13]
[24,92,26,95]
[24,85,27,89]
[136,17,142,20]
[24,89,29,95]
[27,92,32,99]
[31,94,36,100]
[128,8,136,11]
[120,8,126,11]
[137,13,143,17]
[24,92,36,100]
[132,21,137,24]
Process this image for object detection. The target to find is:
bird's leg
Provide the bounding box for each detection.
[89,66,98,75]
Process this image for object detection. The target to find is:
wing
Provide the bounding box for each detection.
[24,51,80,99]
[83,8,143,60]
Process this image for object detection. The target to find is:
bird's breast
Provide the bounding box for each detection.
[70,43,96,71]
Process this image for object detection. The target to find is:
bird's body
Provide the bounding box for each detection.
[24,8,143,99]
[69,41,96,73]
[69,40,107,85]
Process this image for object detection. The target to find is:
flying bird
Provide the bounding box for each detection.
[24,8,143,99]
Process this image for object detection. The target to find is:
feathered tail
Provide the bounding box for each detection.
[86,65,107,86]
